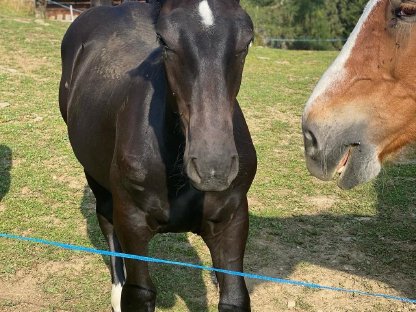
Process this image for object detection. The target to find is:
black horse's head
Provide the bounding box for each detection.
[155,0,253,192]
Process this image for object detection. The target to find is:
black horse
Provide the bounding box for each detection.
[59,1,256,311]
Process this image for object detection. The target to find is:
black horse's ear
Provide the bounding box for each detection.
[146,0,167,6]
[147,0,166,23]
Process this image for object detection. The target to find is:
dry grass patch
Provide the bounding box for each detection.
[0,0,34,15]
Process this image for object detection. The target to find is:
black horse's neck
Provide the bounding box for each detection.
[158,76,188,193]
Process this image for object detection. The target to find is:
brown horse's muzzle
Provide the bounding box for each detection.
[302,119,380,189]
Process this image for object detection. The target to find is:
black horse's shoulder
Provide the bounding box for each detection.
[63,2,156,51]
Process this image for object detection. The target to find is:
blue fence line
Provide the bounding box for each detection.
[1,232,415,304]
[268,38,347,43]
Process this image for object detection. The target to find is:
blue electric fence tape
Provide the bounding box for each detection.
[1,233,415,304]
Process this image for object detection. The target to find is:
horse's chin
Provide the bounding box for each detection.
[336,147,381,190]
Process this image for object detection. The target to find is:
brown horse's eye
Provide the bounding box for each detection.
[395,2,416,18]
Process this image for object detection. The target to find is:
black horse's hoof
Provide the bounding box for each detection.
[218,303,251,312]
[121,284,156,312]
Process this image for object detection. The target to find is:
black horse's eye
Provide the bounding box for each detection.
[236,40,252,57]
[236,47,248,56]
[157,34,175,57]
[157,34,168,48]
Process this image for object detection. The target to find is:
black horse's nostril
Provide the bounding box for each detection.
[186,154,239,191]
[227,155,239,184]
[187,157,202,184]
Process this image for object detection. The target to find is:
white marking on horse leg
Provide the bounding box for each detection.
[198,0,214,27]
[303,0,382,117]
[111,283,123,312]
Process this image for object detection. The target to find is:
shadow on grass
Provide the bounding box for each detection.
[0,145,12,202]
[79,164,416,310]
[246,163,416,299]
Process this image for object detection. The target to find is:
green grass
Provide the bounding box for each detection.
[0,12,415,312]
[0,0,34,16]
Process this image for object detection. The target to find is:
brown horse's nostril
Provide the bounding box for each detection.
[304,129,317,145]
[303,129,318,156]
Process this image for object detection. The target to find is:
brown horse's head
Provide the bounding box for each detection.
[155,0,253,191]
[302,0,416,189]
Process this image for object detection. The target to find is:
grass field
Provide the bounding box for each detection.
[0,10,415,312]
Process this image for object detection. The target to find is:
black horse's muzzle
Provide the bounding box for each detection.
[186,154,239,192]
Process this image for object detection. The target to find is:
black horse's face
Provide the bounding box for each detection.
[156,0,253,192]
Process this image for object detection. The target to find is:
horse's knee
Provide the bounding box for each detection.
[121,284,156,312]
[219,303,251,312]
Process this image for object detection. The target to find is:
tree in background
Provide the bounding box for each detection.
[337,0,368,38]
[241,0,368,50]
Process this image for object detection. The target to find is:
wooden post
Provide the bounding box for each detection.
[70,4,74,21]
[35,0,47,18]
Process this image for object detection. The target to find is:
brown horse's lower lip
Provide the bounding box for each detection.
[336,148,352,175]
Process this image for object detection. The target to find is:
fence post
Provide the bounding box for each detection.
[70,4,74,21]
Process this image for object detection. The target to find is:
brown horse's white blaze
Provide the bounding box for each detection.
[302,0,416,189]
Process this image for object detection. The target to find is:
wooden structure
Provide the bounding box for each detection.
[36,0,137,21]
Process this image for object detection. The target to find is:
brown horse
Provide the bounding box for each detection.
[302,0,416,189]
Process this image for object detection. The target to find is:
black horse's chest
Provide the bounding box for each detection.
[164,186,205,233]
[133,182,205,234]
[118,146,206,233]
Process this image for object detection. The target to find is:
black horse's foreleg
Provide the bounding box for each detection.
[85,172,125,312]
[112,193,156,312]
[202,198,251,312]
